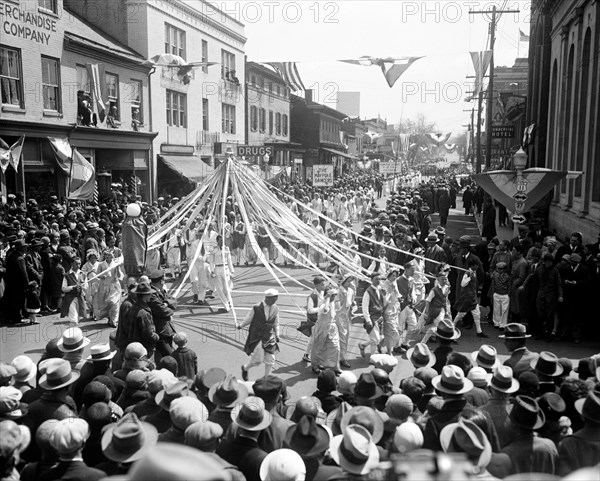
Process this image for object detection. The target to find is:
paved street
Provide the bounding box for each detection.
[1,195,598,404]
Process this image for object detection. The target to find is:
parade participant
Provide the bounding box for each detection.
[148,270,177,360]
[209,234,234,312]
[335,275,355,369]
[358,273,387,358]
[2,239,30,323]
[94,250,123,327]
[381,269,401,355]
[396,261,418,351]
[490,261,511,330]
[239,289,280,381]
[309,218,325,268]
[299,276,326,364]
[424,233,447,282]
[165,224,183,279]
[420,269,452,344]
[500,323,539,377]
[81,250,100,319]
[231,213,246,266]
[453,257,489,338]
[365,246,389,277]
[311,287,341,375]
[188,230,211,305]
[121,284,160,359]
[60,256,87,325]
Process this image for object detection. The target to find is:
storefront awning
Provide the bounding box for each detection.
[158,155,214,183]
[322,147,357,160]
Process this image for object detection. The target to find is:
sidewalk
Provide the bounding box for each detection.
[474,207,514,242]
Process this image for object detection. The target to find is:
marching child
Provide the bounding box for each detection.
[171,332,198,381]
[420,269,452,344]
[453,258,489,338]
[490,261,511,330]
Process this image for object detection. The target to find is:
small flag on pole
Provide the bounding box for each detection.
[519,29,530,42]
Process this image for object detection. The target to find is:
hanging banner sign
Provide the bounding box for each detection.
[312,164,334,186]
[378,162,401,175]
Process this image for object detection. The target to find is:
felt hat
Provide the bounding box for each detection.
[285,397,326,425]
[426,233,439,243]
[537,393,566,422]
[231,396,272,431]
[489,365,520,394]
[101,413,158,463]
[169,397,209,431]
[132,283,153,295]
[209,375,248,408]
[57,327,91,353]
[86,343,116,362]
[50,418,90,454]
[471,345,500,371]
[10,356,36,384]
[11,239,28,249]
[184,420,223,451]
[531,351,564,377]
[574,390,600,424]
[325,402,352,436]
[38,359,80,391]
[194,367,227,391]
[354,373,384,402]
[253,375,285,406]
[433,319,461,340]
[259,448,306,481]
[407,343,436,368]
[155,379,195,411]
[124,342,147,360]
[393,422,424,453]
[508,395,546,430]
[0,363,16,386]
[499,323,531,339]
[329,424,379,476]
[440,419,492,468]
[284,415,330,458]
[341,406,384,444]
[458,235,472,245]
[432,365,474,395]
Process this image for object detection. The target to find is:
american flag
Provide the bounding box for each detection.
[267,62,305,93]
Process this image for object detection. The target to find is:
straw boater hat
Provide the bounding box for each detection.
[406,343,436,369]
[433,319,461,341]
[57,327,90,353]
[38,359,80,391]
[471,345,500,371]
[86,343,116,362]
[440,419,492,468]
[499,323,531,339]
[489,365,520,394]
[432,365,474,396]
[10,356,36,384]
[101,413,158,463]
[329,424,380,476]
[259,449,306,481]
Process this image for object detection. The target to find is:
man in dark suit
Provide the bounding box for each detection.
[148,269,177,360]
[500,323,539,378]
[561,254,590,344]
[555,232,585,261]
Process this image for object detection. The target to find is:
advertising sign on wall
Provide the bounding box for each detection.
[312,164,334,186]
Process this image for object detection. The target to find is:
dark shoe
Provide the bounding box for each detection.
[476,332,489,338]
[193,294,198,303]
[241,365,248,381]
[197,300,207,305]
[29,320,40,325]
[340,360,351,368]
[392,346,405,354]
[301,354,310,363]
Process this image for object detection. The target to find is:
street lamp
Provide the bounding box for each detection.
[513,147,527,171]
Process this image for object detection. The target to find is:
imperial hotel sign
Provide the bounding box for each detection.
[1,2,57,44]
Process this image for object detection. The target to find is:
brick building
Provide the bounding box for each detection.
[0,0,156,202]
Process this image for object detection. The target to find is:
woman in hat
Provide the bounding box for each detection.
[335,275,355,369]
[311,287,341,375]
[82,250,100,320]
[94,250,124,327]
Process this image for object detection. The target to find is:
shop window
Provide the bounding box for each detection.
[105,73,120,126]
[222,103,235,134]
[282,114,288,136]
[41,56,61,112]
[250,105,258,132]
[259,108,266,133]
[202,98,209,131]
[201,40,208,73]
[269,111,273,135]
[165,23,186,60]
[276,112,281,135]
[129,79,143,129]
[38,0,57,13]
[166,90,187,128]
[0,46,23,108]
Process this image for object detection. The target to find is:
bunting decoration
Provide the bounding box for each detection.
[399,134,411,152]
[266,62,305,92]
[339,56,422,88]
[86,63,109,123]
[0,135,24,173]
[443,143,457,153]
[48,137,96,201]
[522,124,536,147]
[419,146,430,153]
[426,132,452,146]
[469,50,492,100]
[364,131,382,142]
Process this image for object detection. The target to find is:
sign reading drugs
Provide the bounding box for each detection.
[237,145,273,157]
[312,164,334,186]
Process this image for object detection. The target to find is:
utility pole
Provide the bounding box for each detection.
[470,5,520,170]
[463,108,475,170]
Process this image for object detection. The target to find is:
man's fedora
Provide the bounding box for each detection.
[489,365,519,394]
[499,323,531,339]
[433,319,461,341]
[57,327,90,353]
[471,345,500,371]
[329,424,379,476]
[208,375,248,408]
[155,379,195,411]
[354,373,384,402]
[407,343,436,368]
[432,365,474,395]
[341,406,385,444]
[132,283,153,295]
[101,413,158,463]
[38,359,80,391]
[574,390,600,424]
[508,395,545,430]
[531,351,564,377]
[284,414,330,458]
[86,343,116,362]
[440,419,492,468]
[231,396,272,432]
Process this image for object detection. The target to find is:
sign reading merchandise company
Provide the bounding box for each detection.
[312,164,334,186]
[0,2,57,45]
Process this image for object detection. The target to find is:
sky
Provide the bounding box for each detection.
[219,0,532,137]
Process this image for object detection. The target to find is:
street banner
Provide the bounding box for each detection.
[379,162,401,175]
[312,164,334,186]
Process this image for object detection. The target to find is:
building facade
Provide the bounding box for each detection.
[0,0,156,202]
[65,0,246,198]
[528,0,600,242]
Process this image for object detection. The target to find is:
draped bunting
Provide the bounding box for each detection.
[0,135,24,173]
[48,137,96,201]
[469,51,492,100]
[339,56,422,88]
[443,143,457,153]
[426,132,452,146]
[399,134,411,152]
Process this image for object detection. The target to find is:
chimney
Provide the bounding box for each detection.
[305,89,313,103]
